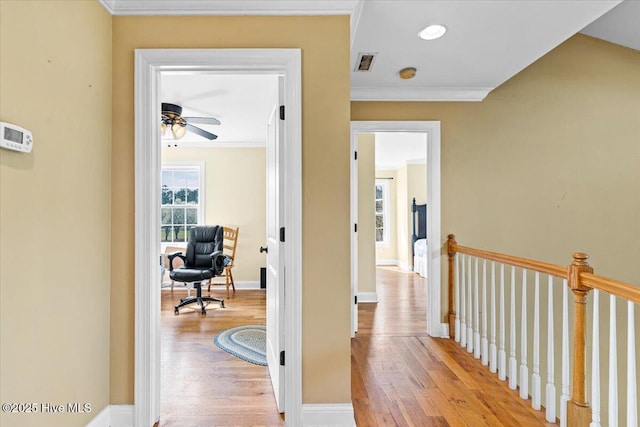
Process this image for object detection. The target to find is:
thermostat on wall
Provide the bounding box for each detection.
[1,122,33,153]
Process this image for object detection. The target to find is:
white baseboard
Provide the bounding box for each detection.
[398,261,413,271]
[87,403,356,427]
[376,258,398,266]
[234,280,261,289]
[376,259,414,271]
[85,405,110,427]
[209,280,261,290]
[85,404,134,427]
[301,403,356,427]
[162,280,262,291]
[440,322,450,339]
[357,292,378,303]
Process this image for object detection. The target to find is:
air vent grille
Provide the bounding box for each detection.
[355,52,377,72]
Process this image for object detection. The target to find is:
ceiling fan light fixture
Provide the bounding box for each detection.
[172,123,187,139]
[419,24,447,40]
[160,102,219,141]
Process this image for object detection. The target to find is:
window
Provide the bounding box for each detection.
[161,163,204,244]
[375,179,389,246]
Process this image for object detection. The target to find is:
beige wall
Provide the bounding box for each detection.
[375,170,397,262]
[353,34,640,419]
[392,164,427,269]
[352,33,640,309]
[405,163,427,266]
[162,147,266,282]
[357,134,376,294]
[112,15,351,404]
[0,2,112,426]
[394,166,410,269]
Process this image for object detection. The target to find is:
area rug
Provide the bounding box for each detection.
[214,324,267,366]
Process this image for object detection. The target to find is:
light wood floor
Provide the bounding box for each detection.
[160,286,285,427]
[160,269,554,426]
[352,267,555,426]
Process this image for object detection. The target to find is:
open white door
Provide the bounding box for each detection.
[350,134,358,337]
[266,76,285,413]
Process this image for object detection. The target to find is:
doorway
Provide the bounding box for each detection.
[350,121,443,338]
[134,49,302,427]
[158,71,279,424]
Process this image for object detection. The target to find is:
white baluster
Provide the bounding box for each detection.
[460,254,467,348]
[520,268,529,400]
[532,272,541,409]
[546,275,556,423]
[498,263,507,381]
[467,255,473,353]
[481,259,488,365]
[474,257,481,358]
[627,301,637,427]
[489,261,497,373]
[608,295,618,427]
[454,252,461,343]
[560,279,570,427]
[509,266,518,390]
[590,290,601,427]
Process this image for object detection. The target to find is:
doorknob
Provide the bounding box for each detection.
[259,246,268,254]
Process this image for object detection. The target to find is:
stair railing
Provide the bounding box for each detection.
[447,234,639,427]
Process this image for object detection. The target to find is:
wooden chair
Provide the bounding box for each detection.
[208,226,239,298]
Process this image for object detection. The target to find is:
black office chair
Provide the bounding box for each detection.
[168,226,226,315]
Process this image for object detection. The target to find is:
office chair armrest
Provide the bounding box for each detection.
[167,252,185,271]
[210,250,225,275]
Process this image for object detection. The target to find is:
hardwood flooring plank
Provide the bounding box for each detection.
[159,289,284,426]
[352,267,552,427]
[161,266,554,426]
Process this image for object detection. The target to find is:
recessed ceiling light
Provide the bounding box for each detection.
[419,24,447,40]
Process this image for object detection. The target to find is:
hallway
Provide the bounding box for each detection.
[351,267,554,426]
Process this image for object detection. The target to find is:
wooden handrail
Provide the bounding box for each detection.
[579,272,640,304]
[450,240,568,279]
[446,235,640,427]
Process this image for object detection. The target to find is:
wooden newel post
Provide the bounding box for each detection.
[567,252,593,427]
[447,234,457,339]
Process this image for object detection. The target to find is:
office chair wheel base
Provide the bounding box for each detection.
[201,309,206,315]
[220,301,225,308]
[174,307,179,315]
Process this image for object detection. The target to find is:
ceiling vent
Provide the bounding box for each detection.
[354,52,377,72]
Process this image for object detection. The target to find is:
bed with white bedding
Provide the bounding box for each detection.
[411,198,428,277]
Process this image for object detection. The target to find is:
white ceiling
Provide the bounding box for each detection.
[102,0,639,144]
[374,132,427,171]
[350,0,624,101]
[580,0,640,51]
[160,73,278,146]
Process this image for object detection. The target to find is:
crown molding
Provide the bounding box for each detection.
[351,86,494,102]
[350,0,365,48]
[100,0,358,16]
[98,0,116,14]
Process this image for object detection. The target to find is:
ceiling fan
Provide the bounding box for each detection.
[161,102,220,140]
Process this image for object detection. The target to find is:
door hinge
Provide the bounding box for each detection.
[279,105,285,120]
[355,295,358,305]
[354,223,358,233]
[280,350,285,366]
[354,151,358,160]
[280,227,285,242]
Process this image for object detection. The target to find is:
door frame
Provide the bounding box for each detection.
[350,121,444,338]
[134,48,302,427]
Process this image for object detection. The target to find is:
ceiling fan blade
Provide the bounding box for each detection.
[186,123,218,140]
[184,116,221,126]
